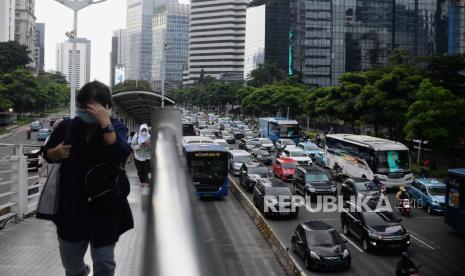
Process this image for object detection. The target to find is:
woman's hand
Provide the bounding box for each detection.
[87,102,111,128]
[48,142,72,160]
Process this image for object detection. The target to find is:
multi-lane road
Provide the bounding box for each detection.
[228,143,465,276]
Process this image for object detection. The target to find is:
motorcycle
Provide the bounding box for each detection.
[396,264,421,276]
[398,198,412,217]
[379,182,387,195]
[331,165,344,182]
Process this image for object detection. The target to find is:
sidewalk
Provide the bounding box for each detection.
[0,166,143,276]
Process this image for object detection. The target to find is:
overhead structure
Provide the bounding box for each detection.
[112,91,175,123]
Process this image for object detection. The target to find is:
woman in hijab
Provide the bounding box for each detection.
[131,124,151,187]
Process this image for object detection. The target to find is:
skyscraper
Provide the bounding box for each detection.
[56,38,91,89]
[34,22,44,72]
[152,3,190,93]
[186,0,248,84]
[448,0,465,54]
[0,0,15,42]
[126,0,154,81]
[290,0,457,87]
[244,0,291,79]
[110,29,127,87]
[126,0,177,82]
[14,0,36,67]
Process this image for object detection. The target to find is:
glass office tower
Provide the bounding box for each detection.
[152,3,190,93]
[291,0,452,87]
[244,0,291,79]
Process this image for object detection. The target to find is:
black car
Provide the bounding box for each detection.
[293,166,336,198]
[222,133,236,144]
[253,178,298,218]
[292,221,351,271]
[340,202,410,252]
[24,149,41,172]
[239,162,272,192]
[341,178,381,201]
[251,149,272,166]
[232,128,244,139]
[238,138,261,152]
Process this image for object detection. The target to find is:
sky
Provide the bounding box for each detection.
[36,0,190,86]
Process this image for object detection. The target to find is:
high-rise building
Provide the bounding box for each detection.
[126,0,154,81]
[125,0,177,82]
[110,29,127,87]
[290,0,459,88]
[34,22,44,72]
[152,3,190,93]
[56,38,91,89]
[0,0,16,42]
[14,0,36,67]
[186,0,248,84]
[244,0,291,79]
[448,0,465,54]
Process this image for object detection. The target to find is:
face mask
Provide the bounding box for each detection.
[140,130,148,137]
[77,108,97,125]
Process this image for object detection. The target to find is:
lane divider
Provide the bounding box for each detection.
[340,234,364,253]
[228,176,307,276]
[409,233,436,250]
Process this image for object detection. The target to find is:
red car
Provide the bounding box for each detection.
[273,157,298,181]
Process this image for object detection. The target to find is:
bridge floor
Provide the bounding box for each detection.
[0,166,286,276]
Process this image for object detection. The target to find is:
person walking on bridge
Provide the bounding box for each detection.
[41,81,133,276]
[131,123,151,187]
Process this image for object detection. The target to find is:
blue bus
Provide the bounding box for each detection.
[445,168,465,238]
[183,143,229,197]
[258,117,301,144]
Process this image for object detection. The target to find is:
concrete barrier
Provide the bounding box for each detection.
[228,176,307,276]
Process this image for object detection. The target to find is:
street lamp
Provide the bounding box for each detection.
[161,42,172,108]
[55,0,107,118]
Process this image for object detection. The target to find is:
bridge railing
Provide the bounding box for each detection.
[138,108,216,276]
[0,143,43,227]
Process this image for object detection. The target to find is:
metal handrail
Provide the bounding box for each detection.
[138,108,214,276]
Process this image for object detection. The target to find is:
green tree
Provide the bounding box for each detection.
[0,41,31,73]
[0,68,38,114]
[246,63,287,87]
[0,82,13,111]
[404,79,465,151]
[422,54,465,97]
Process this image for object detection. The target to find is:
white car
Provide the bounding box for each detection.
[275,138,296,150]
[280,148,312,166]
[258,138,274,152]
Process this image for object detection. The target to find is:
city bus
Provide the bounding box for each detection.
[324,134,413,188]
[183,143,229,197]
[445,168,465,237]
[258,117,301,144]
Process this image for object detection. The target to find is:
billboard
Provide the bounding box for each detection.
[115,65,125,85]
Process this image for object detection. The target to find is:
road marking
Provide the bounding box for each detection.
[314,218,339,222]
[410,216,442,219]
[340,234,364,253]
[410,234,435,250]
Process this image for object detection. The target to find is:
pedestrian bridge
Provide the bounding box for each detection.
[0,106,288,276]
[111,90,175,131]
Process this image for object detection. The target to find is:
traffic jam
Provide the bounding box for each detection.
[181,109,465,276]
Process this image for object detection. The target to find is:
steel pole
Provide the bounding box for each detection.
[70,10,78,118]
[161,44,166,108]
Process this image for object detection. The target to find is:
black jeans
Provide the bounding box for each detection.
[134,159,151,183]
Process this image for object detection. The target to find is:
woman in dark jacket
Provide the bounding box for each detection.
[41,81,133,276]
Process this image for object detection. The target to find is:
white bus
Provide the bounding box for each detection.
[324,134,413,188]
